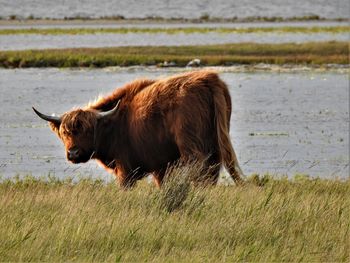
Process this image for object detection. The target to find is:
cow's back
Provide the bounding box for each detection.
[127,71,225,168]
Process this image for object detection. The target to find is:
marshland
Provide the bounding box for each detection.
[0,0,349,261]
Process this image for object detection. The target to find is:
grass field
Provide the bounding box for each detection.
[1,26,349,35]
[0,41,348,68]
[0,170,349,262]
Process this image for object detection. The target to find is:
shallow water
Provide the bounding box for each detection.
[0,0,348,20]
[0,32,348,50]
[0,68,348,181]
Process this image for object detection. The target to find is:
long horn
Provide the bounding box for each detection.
[98,100,121,118]
[32,107,62,124]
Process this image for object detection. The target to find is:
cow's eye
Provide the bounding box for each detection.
[75,120,82,131]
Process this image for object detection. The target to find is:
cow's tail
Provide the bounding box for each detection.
[212,76,244,185]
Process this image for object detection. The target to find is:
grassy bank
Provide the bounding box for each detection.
[0,173,349,262]
[1,26,349,35]
[0,41,348,68]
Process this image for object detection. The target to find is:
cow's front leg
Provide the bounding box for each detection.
[113,168,136,189]
[152,169,166,188]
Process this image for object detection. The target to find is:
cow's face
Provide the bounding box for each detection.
[33,101,120,164]
[33,107,98,164]
[56,110,97,163]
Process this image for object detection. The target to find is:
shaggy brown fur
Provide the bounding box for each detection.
[42,71,244,187]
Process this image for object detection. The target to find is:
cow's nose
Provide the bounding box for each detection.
[68,148,80,160]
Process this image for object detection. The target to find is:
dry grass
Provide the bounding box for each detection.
[0,165,349,262]
[0,41,348,68]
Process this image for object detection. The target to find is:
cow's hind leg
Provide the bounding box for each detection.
[177,144,221,186]
[172,110,220,185]
[197,152,221,185]
[203,163,221,185]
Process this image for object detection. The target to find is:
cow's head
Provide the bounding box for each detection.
[33,102,119,163]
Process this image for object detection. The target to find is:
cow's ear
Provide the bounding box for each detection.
[32,107,62,136]
[49,121,61,136]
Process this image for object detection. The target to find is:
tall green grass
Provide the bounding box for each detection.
[0,41,348,68]
[0,169,349,262]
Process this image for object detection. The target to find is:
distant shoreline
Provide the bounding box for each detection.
[0,15,349,26]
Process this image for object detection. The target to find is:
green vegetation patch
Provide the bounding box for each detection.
[0,173,349,262]
[0,26,349,35]
[0,41,348,68]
